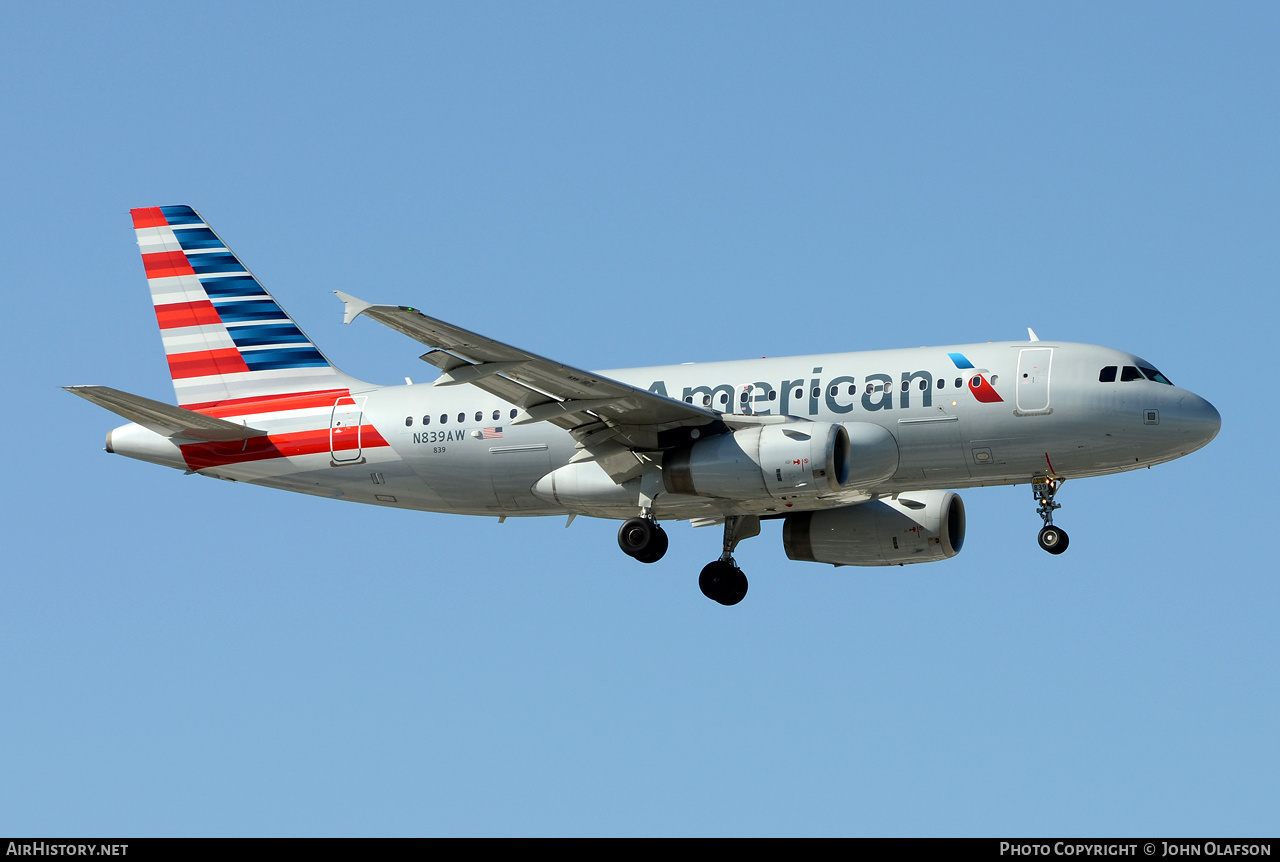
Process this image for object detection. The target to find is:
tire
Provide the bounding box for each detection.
[618,517,655,557]
[719,568,748,605]
[699,561,734,602]
[633,526,668,564]
[699,561,747,605]
[1038,525,1069,555]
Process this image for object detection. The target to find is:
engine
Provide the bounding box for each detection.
[662,421,897,500]
[782,490,966,566]
[662,422,847,499]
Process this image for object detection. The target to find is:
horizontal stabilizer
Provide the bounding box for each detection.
[63,385,267,441]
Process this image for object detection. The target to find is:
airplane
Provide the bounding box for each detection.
[66,205,1222,605]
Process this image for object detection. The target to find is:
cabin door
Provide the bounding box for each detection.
[1015,349,1053,415]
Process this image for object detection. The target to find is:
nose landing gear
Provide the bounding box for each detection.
[1033,474,1069,555]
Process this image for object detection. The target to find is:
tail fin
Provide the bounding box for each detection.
[130,205,359,409]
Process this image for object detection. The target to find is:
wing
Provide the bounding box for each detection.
[336,292,725,481]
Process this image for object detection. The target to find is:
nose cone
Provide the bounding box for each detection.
[1179,393,1221,451]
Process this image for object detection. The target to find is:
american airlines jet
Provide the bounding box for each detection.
[67,206,1221,605]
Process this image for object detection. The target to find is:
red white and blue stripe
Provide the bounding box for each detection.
[131,205,352,409]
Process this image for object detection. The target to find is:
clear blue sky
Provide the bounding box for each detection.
[2,2,1276,836]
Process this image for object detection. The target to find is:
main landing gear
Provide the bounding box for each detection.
[699,515,758,606]
[618,516,668,564]
[616,513,758,605]
[1033,475,1069,555]
[699,560,747,606]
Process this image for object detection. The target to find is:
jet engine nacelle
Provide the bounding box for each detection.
[662,422,849,499]
[782,490,966,566]
[663,421,895,500]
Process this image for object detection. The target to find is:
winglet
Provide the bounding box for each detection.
[334,291,374,325]
[1027,327,1040,342]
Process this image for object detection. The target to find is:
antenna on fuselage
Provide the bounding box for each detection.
[1027,328,1040,342]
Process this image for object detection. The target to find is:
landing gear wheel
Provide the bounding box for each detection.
[722,568,748,605]
[699,561,748,605]
[633,526,668,564]
[618,517,667,562]
[1038,525,1069,555]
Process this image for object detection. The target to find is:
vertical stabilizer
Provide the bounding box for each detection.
[130,205,360,409]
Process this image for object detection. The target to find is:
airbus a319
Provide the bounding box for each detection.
[67,206,1221,605]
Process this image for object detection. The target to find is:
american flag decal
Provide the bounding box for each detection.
[482,427,504,439]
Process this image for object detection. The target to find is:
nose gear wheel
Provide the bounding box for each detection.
[1037,524,1069,554]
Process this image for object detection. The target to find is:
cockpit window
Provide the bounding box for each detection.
[1099,366,1117,383]
[1120,366,1144,382]
[1139,366,1173,385]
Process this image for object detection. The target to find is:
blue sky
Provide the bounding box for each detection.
[2,2,1277,836]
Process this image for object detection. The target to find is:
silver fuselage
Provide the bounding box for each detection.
[106,340,1221,522]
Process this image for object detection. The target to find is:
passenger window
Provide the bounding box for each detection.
[811,387,820,398]
[1099,366,1117,383]
[719,393,728,404]
[901,380,909,392]
[509,408,518,419]
[405,416,413,427]
[492,410,500,420]
[768,390,777,401]
[740,391,750,403]
[971,376,982,388]
[794,388,803,399]
[703,395,711,406]
[954,378,962,389]
[919,379,928,390]
[685,396,693,403]
[866,383,875,394]
[423,415,431,425]
[440,414,448,424]
[475,411,483,422]
[1121,366,1143,382]
[936,379,945,390]
[847,385,856,395]
[829,386,838,397]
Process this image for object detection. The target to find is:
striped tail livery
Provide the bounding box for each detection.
[130,205,357,408]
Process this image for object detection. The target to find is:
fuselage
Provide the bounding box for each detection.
[105,340,1221,522]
